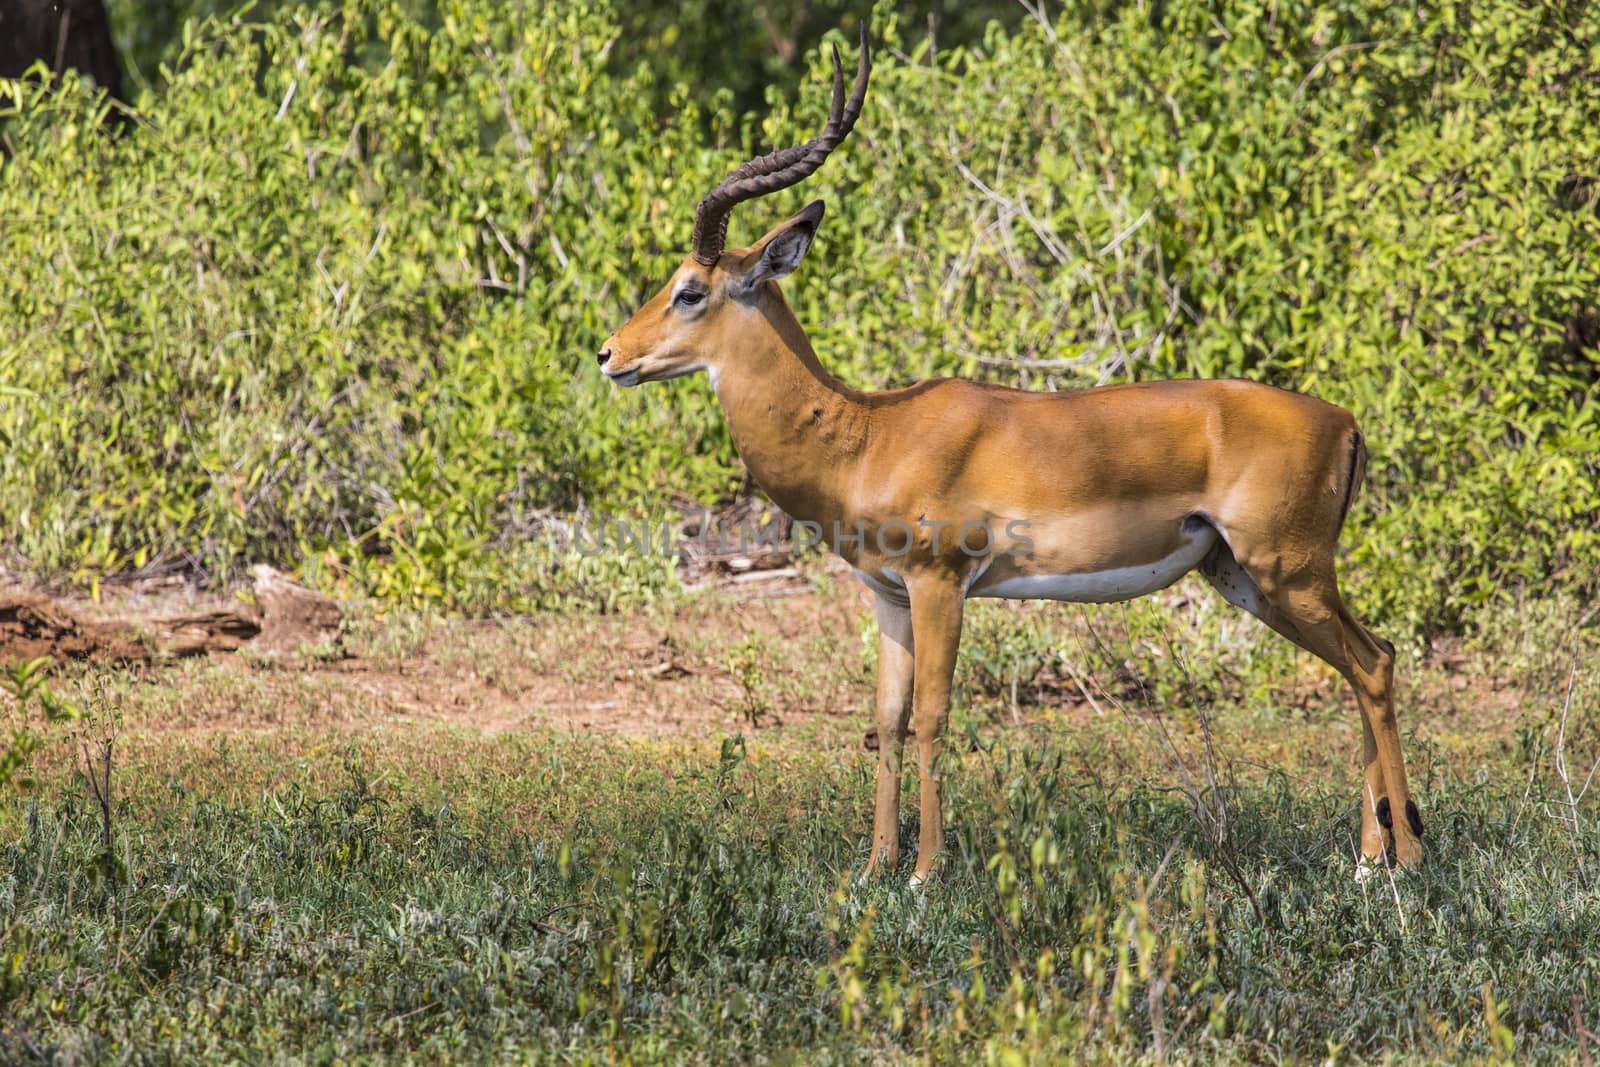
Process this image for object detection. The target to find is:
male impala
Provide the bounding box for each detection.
[599,31,1423,883]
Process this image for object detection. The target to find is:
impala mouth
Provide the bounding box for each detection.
[605,362,706,387]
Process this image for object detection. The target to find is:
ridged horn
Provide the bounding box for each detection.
[689,26,871,267]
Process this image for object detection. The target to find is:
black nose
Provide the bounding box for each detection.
[597,348,612,367]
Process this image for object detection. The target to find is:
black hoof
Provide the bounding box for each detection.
[1375,796,1393,830]
[1406,799,1424,838]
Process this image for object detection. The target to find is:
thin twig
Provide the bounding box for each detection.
[1509,733,1543,839]
[1551,657,1591,890]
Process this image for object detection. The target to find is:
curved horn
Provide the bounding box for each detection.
[690,26,871,267]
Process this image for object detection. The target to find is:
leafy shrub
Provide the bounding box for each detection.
[1,0,1596,629]
[1,2,707,610]
[101,0,1024,120]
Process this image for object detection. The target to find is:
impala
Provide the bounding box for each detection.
[599,31,1423,884]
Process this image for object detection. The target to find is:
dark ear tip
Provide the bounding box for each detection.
[799,199,826,226]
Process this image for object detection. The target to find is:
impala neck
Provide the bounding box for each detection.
[710,290,866,525]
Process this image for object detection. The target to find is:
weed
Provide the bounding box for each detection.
[726,638,778,729]
[1,658,79,794]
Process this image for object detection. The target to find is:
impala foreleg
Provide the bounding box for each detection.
[906,578,964,887]
[865,593,914,878]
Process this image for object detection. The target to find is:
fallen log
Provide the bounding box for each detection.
[0,568,341,665]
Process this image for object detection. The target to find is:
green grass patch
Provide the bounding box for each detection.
[4,709,1597,1063]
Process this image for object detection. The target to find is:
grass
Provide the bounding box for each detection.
[2,578,1597,1063]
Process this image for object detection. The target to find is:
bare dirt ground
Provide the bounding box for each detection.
[3,557,1568,789]
[2,561,871,741]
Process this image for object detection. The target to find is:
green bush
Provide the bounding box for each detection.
[101,0,1023,119]
[2,0,1596,628]
[1,2,707,609]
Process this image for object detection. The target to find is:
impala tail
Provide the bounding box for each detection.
[1339,430,1366,531]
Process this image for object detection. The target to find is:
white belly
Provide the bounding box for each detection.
[970,524,1217,604]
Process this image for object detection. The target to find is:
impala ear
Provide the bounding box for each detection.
[740,200,825,290]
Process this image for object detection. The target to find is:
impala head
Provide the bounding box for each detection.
[598,29,870,387]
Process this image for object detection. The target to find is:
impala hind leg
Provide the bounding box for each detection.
[1200,544,1409,869]
[1254,566,1421,869]
[1319,604,1420,870]
[906,577,965,887]
[1328,602,1423,870]
[863,593,915,879]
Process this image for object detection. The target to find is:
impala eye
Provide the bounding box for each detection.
[675,287,706,307]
